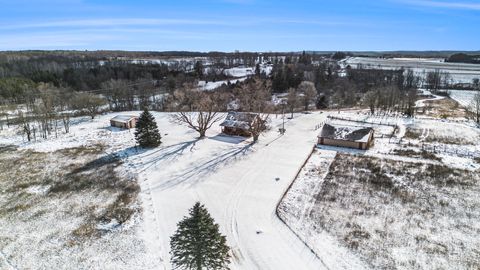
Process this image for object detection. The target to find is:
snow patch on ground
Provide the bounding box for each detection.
[198,77,247,91]
[449,89,479,110]
[278,149,369,269]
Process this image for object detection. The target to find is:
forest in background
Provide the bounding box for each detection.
[1,50,477,142]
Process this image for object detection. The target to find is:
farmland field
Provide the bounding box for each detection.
[343,57,480,84]
[449,89,479,110]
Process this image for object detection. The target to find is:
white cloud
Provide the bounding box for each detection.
[0,16,379,31]
[0,18,236,30]
[397,0,480,10]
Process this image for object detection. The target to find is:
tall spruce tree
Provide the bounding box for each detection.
[170,202,230,270]
[134,109,161,147]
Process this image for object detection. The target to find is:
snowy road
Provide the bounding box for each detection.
[415,92,444,108]
[131,112,330,269]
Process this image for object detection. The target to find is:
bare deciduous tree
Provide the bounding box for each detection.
[61,112,72,133]
[404,69,420,90]
[237,78,272,142]
[172,92,224,138]
[363,90,378,114]
[286,88,298,118]
[426,70,450,92]
[17,111,32,142]
[298,81,317,111]
[248,114,268,143]
[56,89,73,134]
[72,92,106,119]
[35,85,57,139]
[470,91,480,124]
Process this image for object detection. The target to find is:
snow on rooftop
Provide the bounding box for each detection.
[219,111,257,130]
[110,115,138,123]
[319,123,373,143]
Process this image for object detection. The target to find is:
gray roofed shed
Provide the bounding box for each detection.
[318,123,374,150]
[110,115,139,129]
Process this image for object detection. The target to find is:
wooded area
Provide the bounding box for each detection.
[2,50,478,142]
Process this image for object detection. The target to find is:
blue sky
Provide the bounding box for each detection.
[0,0,479,51]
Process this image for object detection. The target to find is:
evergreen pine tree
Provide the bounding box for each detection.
[170,202,230,270]
[134,109,161,147]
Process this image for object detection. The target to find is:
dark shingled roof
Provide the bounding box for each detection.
[319,123,373,143]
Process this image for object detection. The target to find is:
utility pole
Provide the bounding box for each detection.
[280,101,286,134]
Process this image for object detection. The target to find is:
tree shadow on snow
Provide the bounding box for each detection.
[72,140,200,178]
[125,140,200,173]
[209,134,247,144]
[150,142,255,191]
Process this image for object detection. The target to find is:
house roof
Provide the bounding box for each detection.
[319,123,373,143]
[220,111,258,130]
[110,115,138,123]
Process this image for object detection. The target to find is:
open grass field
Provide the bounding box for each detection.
[0,144,149,269]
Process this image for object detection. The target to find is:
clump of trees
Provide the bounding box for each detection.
[72,92,106,119]
[170,202,230,270]
[271,63,303,93]
[135,109,162,147]
[331,51,350,60]
[446,53,480,64]
[425,69,450,92]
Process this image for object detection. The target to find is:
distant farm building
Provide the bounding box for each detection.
[110,115,138,129]
[220,112,261,137]
[318,123,374,150]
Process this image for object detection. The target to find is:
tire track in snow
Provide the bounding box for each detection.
[223,144,270,269]
[133,112,334,269]
[141,173,167,269]
[221,114,330,270]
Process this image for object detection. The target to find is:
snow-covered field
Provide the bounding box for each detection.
[0,142,154,270]
[343,57,480,84]
[2,107,479,269]
[0,111,341,269]
[198,64,273,91]
[198,77,247,91]
[133,112,332,269]
[278,111,480,269]
[449,89,479,109]
[223,67,254,78]
[332,110,480,169]
[277,149,369,270]
[280,150,480,269]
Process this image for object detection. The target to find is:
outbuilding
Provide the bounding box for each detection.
[318,123,374,150]
[110,115,138,129]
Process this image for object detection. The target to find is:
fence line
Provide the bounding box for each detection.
[421,143,480,159]
[327,115,398,127]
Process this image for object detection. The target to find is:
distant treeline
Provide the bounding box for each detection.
[0,50,463,119]
[445,53,480,64]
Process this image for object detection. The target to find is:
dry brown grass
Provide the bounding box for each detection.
[309,154,480,269]
[404,126,477,145]
[393,148,442,161]
[0,145,140,242]
[418,98,469,119]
